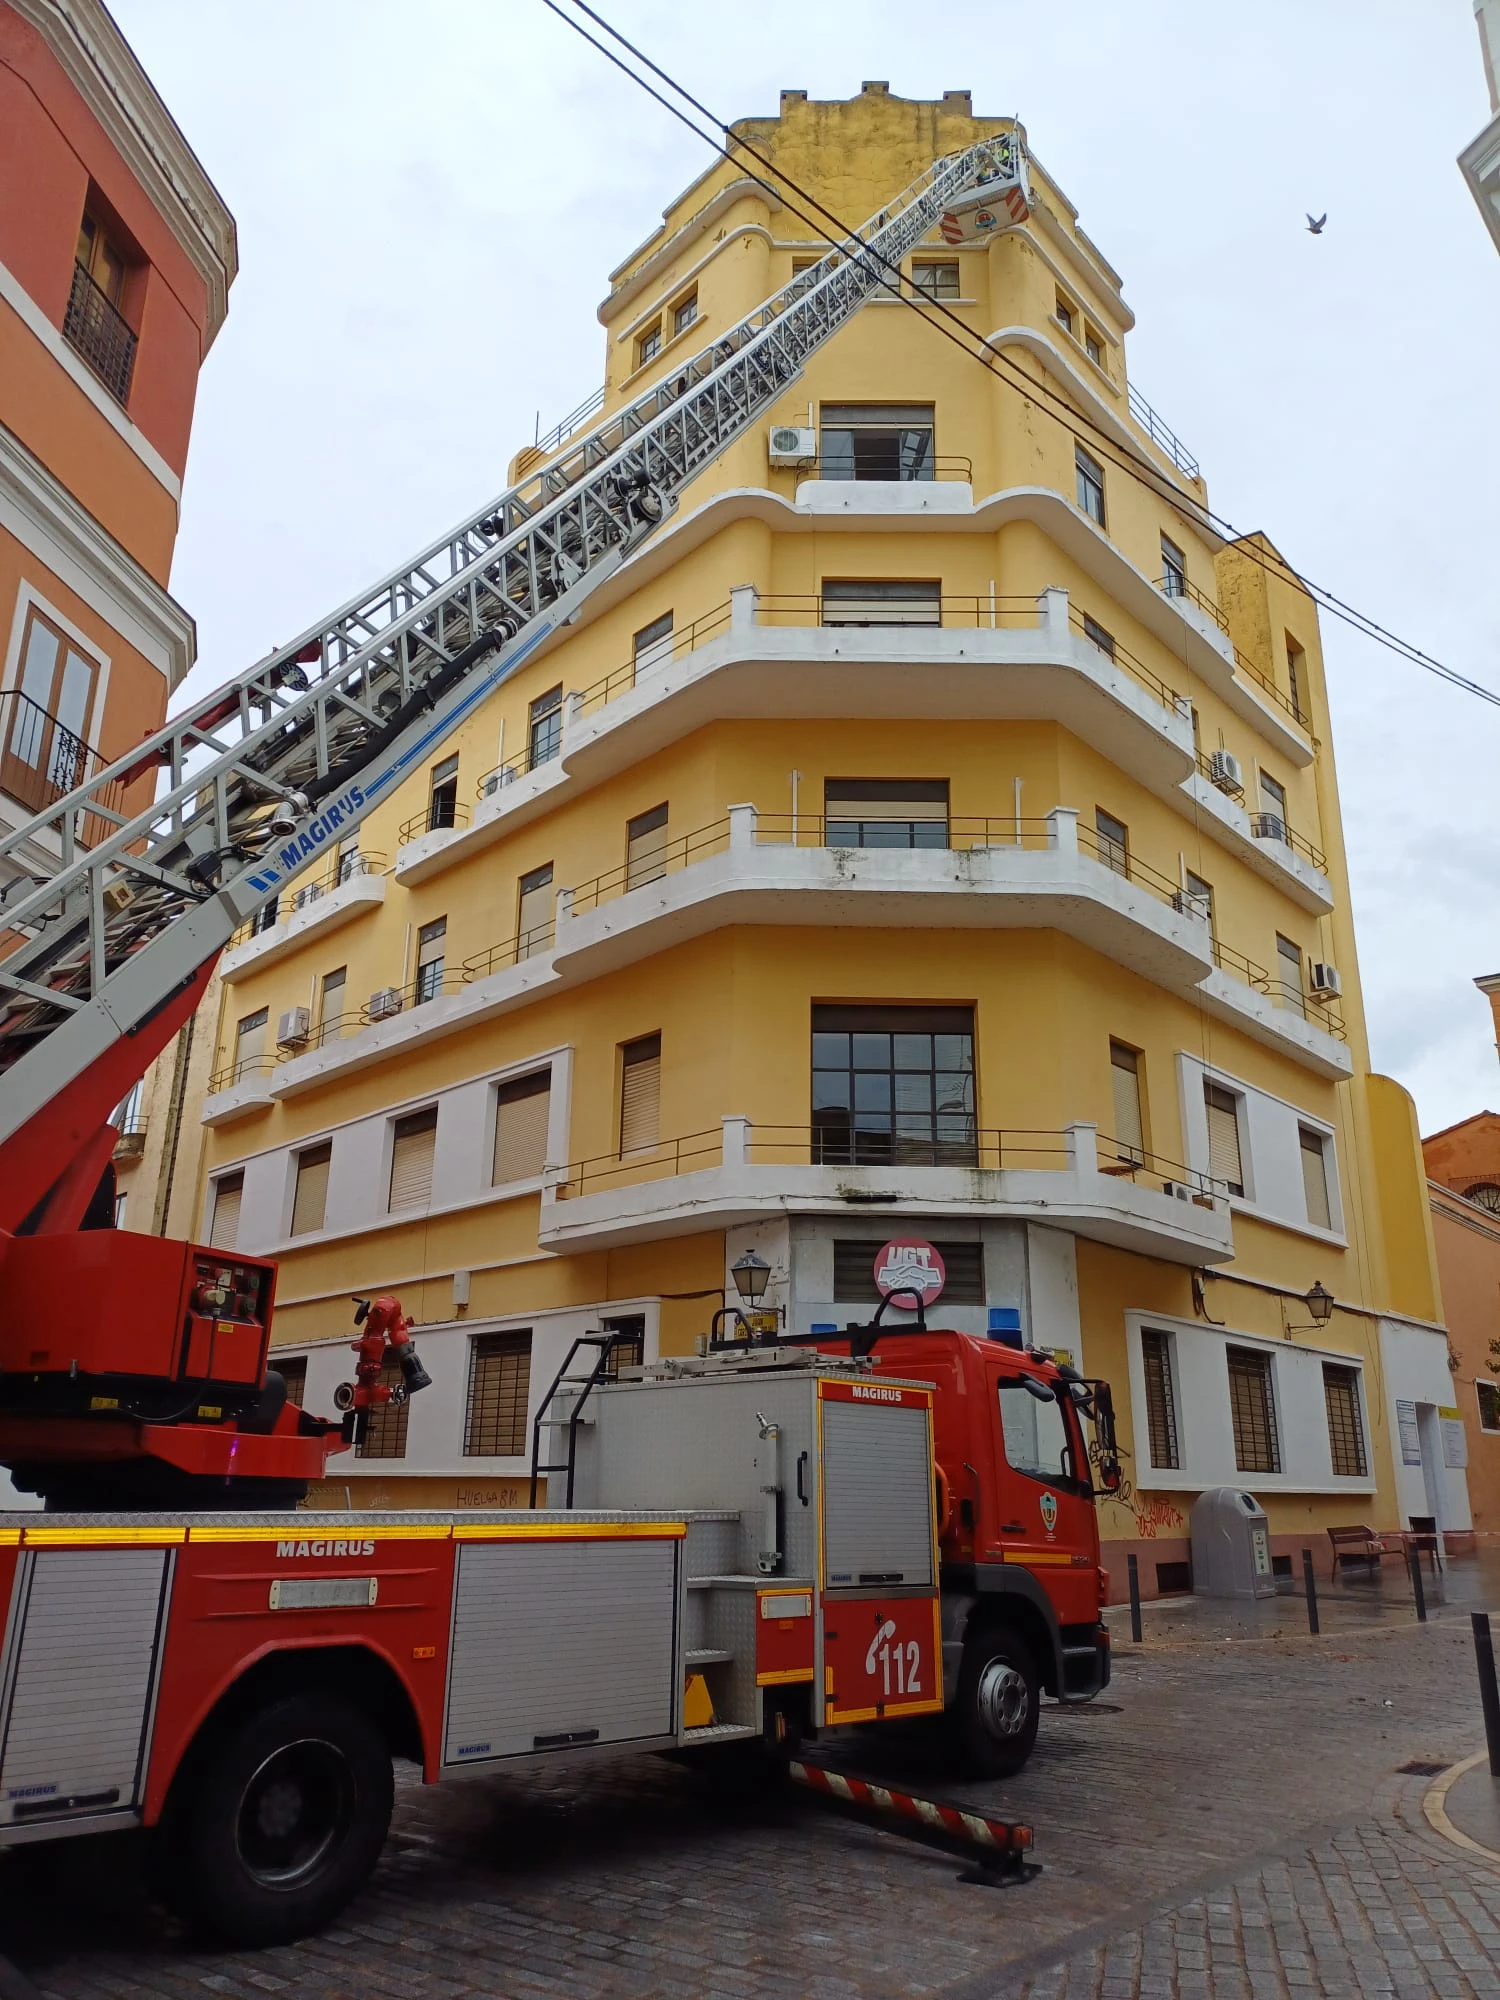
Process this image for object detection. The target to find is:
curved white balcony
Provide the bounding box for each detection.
[1184,768,1333,915]
[220,859,386,983]
[537,1117,1234,1264]
[256,799,1350,1101]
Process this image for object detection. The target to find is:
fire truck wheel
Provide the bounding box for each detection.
[169,1692,393,1946]
[956,1625,1040,1778]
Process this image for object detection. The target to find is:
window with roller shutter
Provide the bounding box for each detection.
[626,803,669,890]
[1204,1081,1244,1197]
[493,1071,550,1185]
[209,1171,243,1249]
[389,1107,438,1210]
[1300,1126,1333,1230]
[290,1141,332,1236]
[619,1034,661,1154]
[1109,1042,1145,1162]
[516,864,554,959]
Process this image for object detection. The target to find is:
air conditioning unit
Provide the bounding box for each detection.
[1208,749,1243,794]
[1162,1181,1193,1202]
[276,1006,311,1051]
[1174,890,1212,925]
[1308,962,1342,1000]
[292,883,324,912]
[1255,812,1289,846]
[367,987,402,1021]
[768,424,817,467]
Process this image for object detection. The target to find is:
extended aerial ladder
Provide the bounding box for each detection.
[0,134,1031,1496]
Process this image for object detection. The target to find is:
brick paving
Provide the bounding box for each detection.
[2,1607,1499,1998]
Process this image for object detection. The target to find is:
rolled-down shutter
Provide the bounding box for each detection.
[291,1142,332,1235]
[619,1036,661,1154]
[390,1109,438,1209]
[1204,1084,1243,1193]
[820,1401,934,1590]
[208,1172,243,1249]
[493,1073,550,1185]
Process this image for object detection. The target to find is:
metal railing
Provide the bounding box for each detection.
[532,386,607,460]
[1066,605,1187,712]
[1156,572,1228,634]
[1127,381,1199,481]
[225,850,385,951]
[553,1123,1229,1201]
[792,454,975,484]
[1155,578,1308,730]
[568,817,732,916]
[758,591,1042,631]
[553,1127,727,1199]
[745,1126,1071,1172]
[1095,1134,1222,1200]
[1074,821,1184,909]
[462,921,556,983]
[1249,811,1327,875]
[0,690,122,846]
[206,1051,280,1094]
[398,802,470,845]
[361,968,465,1024]
[753,813,1056,851]
[573,603,735,719]
[63,260,137,404]
[477,739,563,798]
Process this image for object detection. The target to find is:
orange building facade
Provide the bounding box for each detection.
[0,0,235,1233]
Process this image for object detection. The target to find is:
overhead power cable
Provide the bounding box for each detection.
[542,0,1500,714]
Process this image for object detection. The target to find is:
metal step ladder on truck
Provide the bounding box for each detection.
[0,131,1124,1942]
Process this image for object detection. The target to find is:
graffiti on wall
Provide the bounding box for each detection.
[1089,1440,1185,1540]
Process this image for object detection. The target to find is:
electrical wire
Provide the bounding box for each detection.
[542,0,1500,713]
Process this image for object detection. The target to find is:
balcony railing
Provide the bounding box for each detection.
[461,920,556,984]
[795,454,974,484]
[568,817,734,917]
[0,690,123,846]
[63,260,137,405]
[533,386,606,460]
[1248,811,1328,875]
[1157,572,1228,634]
[225,850,385,952]
[1155,578,1307,731]
[398,802,469,845]
[551,1123,1228,1204]
[477,737,566,798]
[1127,381,1199,481]
[206,1051,280,1094]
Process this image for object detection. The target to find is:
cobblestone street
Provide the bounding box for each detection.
[4,1592,1500,1999]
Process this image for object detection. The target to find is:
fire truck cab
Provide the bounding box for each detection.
[778,1310,1117,1776]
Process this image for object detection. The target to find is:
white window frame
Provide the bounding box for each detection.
[1177,1054,1345,1244]
[1125,1312,1374,1495]
[2,582,112,753]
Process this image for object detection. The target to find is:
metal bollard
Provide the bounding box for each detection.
[1127,1552,1143,1644]
[1408,1539,1428,1624]
[1472,1612,1500,1777]
[1302,1548,1320,1635]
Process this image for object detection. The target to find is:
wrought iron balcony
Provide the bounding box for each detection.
[63,260,137,405]
[0,691,121,845]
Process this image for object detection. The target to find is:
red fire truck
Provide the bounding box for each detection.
[0,130,1120,1946]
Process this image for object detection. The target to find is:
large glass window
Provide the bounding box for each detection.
[415,918,447,1004]
[3,607,98,806]
[811,1004,975,1167]
[528,685,564,769]
[1075,444,1106,525]
[997,1380,1072,1482]
[819,403,934,481]
[824,779,948,850]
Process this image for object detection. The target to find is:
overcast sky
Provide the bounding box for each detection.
[113,0,1500,1138]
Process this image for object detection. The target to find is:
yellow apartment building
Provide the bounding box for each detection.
[183,85,1463,1589]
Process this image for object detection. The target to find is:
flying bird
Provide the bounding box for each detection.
[1306,212,1327,235]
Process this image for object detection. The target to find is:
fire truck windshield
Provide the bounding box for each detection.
[996,1379,1091,1491]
